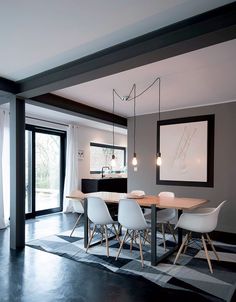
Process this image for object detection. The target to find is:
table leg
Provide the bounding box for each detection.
[178,209,183,248]
[151,204,157,266]
[84,198,88,248]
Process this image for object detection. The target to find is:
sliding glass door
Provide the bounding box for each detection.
[25,125,66,218]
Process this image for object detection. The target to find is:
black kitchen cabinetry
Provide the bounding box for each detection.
[81,178,127,193]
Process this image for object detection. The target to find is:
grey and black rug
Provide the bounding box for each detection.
[27,227,236,302]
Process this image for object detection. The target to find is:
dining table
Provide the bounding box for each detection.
[67,191,208,266]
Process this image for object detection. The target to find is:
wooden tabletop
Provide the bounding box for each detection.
[67,191,207,210]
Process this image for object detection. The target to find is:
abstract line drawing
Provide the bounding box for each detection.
[172,125,197,173]
[157,115,215,187]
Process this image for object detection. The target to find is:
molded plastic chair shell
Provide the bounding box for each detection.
[157,192,176,222]
[159,192,175,197]
[118,199,148,230]
[131,190,145,196]
[87,197,115,225]
[175,200,227,233]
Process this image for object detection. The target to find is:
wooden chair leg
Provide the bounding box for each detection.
[116,230,128,260]
[88,220,92,239]
[183,232,190,254]
[168,222,177,243]
[112,224,121,244]
[100,226,104,245]
[130,230,135,253]
[161,224,166,251]
[206,233,220,261]
[174,233,188,264]
[117,224,122,236]
[201,234,213,274]
[86,225,96,253]
[70,213,83,237]
[138,232,144,267]
[104,225,109,257]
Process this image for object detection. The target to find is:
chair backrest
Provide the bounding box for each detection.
[118,199,148,230]
[176,200,227,233]
[158,191,176,220]
[87,197,113,225]
[131,190,145,196]
[158,191,175,197]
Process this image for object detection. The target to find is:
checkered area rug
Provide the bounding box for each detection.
[27,226,236,302]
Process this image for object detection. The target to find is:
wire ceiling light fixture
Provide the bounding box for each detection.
[156,77,162,166]
[111,89,116,167]
[113,76,162,167]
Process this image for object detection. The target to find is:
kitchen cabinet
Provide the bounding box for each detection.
[81,178,127,193]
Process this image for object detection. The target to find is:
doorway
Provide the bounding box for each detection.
[25,125,66,218]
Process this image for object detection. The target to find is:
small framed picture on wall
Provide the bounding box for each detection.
[78,149,84,160]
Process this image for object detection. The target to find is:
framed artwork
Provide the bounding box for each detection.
[156,115,214,187]
[78,149,84,160]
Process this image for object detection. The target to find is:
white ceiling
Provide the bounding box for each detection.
[54,39,236,117]
[25,104,127,135]
[0,0,235,121]
[0,0,233,81]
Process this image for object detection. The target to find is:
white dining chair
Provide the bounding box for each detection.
[174,200,227,273]
[86,197,120,257]
[68,190,85,237]
[145,191,176,250]
[116,199,150,267]
[157,192,176,250]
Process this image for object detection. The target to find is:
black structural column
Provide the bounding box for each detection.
[10,97,25,249]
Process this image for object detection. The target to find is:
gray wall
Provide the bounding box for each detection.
[128,101,236,233]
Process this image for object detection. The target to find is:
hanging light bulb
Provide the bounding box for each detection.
[132,152,137,166]
[132,84,138,166]
[111,89,116,168]
[156,78,162,166]
[156,152,162,166]
[111,154,116,167]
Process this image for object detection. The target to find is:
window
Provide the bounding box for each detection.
[90,142,126,174]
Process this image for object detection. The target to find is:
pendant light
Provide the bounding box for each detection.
[111,89,116,167]
[132,84,137,166]
[156,78,162,166]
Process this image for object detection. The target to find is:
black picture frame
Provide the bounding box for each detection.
[156,114,214,187]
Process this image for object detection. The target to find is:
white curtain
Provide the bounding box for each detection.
[63,124,80,212]
[0,109,10,229]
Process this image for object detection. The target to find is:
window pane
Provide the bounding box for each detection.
[90,144,126,172]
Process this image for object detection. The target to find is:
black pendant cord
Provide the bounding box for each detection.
[134,84,136,156]
[112,89,115,156]
[158,78,161,125]
[157,78,161,157]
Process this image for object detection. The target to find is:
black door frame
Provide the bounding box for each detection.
[25,124,66,219]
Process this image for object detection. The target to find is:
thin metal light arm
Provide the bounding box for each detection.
[113,77,160,102]
[112,89,115,155]
[156,78,162,166]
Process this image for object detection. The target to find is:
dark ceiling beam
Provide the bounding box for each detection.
[29,93,127,127]
[0,77,19,94]
[17,2,236,98]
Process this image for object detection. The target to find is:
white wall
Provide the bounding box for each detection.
[78,125,127,189]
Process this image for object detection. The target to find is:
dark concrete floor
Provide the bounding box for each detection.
[0,213,211,302]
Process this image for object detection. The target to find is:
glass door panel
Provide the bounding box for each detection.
[25,130,33,214]
[35,132,61,211]
[25,125,65,218]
